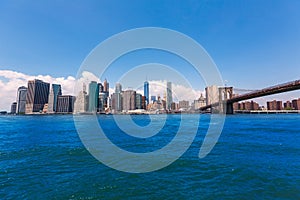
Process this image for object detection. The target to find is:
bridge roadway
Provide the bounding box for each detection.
[200,79,300,114]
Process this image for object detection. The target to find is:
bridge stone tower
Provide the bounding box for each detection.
[218,87,233,114]
[205,86,234,114]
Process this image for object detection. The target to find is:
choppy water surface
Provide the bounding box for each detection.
[0,114,299,199]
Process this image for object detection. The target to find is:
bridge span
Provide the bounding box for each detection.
[200,79,300,114]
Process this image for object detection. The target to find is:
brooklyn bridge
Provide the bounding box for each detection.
[199,79,300,114]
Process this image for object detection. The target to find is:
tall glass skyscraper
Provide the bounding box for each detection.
[16,86,27,114]
[144,81,149,105]
[25,79,50,114]
[115,83,122,94]
[47,84,62,113]
[166,81,173,110]
[88,81,99,112]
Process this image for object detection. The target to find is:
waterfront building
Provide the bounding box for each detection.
[150,95,156,103]
[98,83,104,93]
[267,100,282,110]
[111,83,122,112]
[171,102,177,111]
[42,104,48,113]
[179,100,189,109]
[292,98,300,110]
[10,102,17,114]
[16,86,27,114]
[284,101,293,109]
[123,90,136,111]
[103,79,109,97]
[74,83,87,113]
[88,81,99,112]
[144,81,149,105]
[56,95,75,113]
[166,82,172,110]
[194,93,206,110]
[135,93,142,109]
[111,92,122,112]
[25,79,50,114]
[98,92,106,112]
[47,84,62,113]
[141,96,146,109]
[233,101,259,111]
[115,83,122,94]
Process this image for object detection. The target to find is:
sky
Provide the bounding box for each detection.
[0,0,300,110]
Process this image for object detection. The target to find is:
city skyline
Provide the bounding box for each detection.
[5,75,300,114]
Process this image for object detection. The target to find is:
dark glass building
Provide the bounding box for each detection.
[25,79,50,114]
[56,95,75,113]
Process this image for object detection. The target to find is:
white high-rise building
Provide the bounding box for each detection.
[74,83,87,113]
[47,84,62,113]
[16,86,27,114]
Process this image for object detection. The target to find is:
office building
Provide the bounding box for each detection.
[135,93,142,109]
[144,81,149,105]
[150,95,156,103]
[141,96,146,109]
[111,92,122,112]
[166,82,172,110]
[292,99,300,110]
[111,83,122,112]
[98,92,106,112]
[103,79,109,97]
[10,102,17,114]
[115,83,122,94]
[25,79,50,114]
[47,84,62,113]
[123,90,136,111]
[179,100,189,109]
[74,83,87,113]
[88,81,99,112]
[16,86,27,114]
[56,95,75,113]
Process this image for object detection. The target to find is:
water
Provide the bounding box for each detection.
[0,114,300,199]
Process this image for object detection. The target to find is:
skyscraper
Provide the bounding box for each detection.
[98,92,106,112]
[144,81,149,105]
[25,79,50,114]
[16,86,27,114]
[123,90,136,111]
[135,93,142,109]
[88,81,99,112]
[10,102,17,114]
[103,79,109,97]
[115,83,122,93]
[47,84,62,113]
[56,95,75,113]
[111,83,123,112]
[74,83,87,113]
[166,81,172,110]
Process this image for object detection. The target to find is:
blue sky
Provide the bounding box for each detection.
[1,0,300,99]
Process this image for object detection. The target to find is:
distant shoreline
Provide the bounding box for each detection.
[1,110,300,116]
